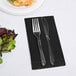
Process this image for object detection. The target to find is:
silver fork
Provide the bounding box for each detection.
[32,18,46,66]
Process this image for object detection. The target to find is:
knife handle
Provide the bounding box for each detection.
[46,35,55,66]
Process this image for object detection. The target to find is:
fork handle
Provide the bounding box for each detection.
[37,38,46,66]
[46,36,55,66]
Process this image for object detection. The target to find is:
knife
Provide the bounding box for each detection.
[41,17,55,66]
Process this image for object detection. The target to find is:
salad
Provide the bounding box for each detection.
[0,28,17,64]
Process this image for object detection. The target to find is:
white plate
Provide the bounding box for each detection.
[0,0,44,15]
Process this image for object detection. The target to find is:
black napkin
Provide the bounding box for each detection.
[24,16,65,70]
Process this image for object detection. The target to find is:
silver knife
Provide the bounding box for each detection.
[41,17,55,66]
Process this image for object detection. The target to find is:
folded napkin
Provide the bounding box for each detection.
[24,16,65,70]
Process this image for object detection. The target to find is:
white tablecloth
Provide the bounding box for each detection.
[0,0,76,76]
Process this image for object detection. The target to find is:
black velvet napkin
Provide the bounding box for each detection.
[24,16,65,70]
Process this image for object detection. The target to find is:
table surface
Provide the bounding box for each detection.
[0,0,76,76]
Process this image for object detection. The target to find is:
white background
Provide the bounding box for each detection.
[0,0,76,76]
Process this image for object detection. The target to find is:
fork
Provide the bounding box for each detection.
[32,18,46,66]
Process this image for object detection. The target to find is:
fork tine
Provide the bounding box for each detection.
[32,18,35,32]
[32,18,40,32]
[32,18,36,32]
[37,18,40,32]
